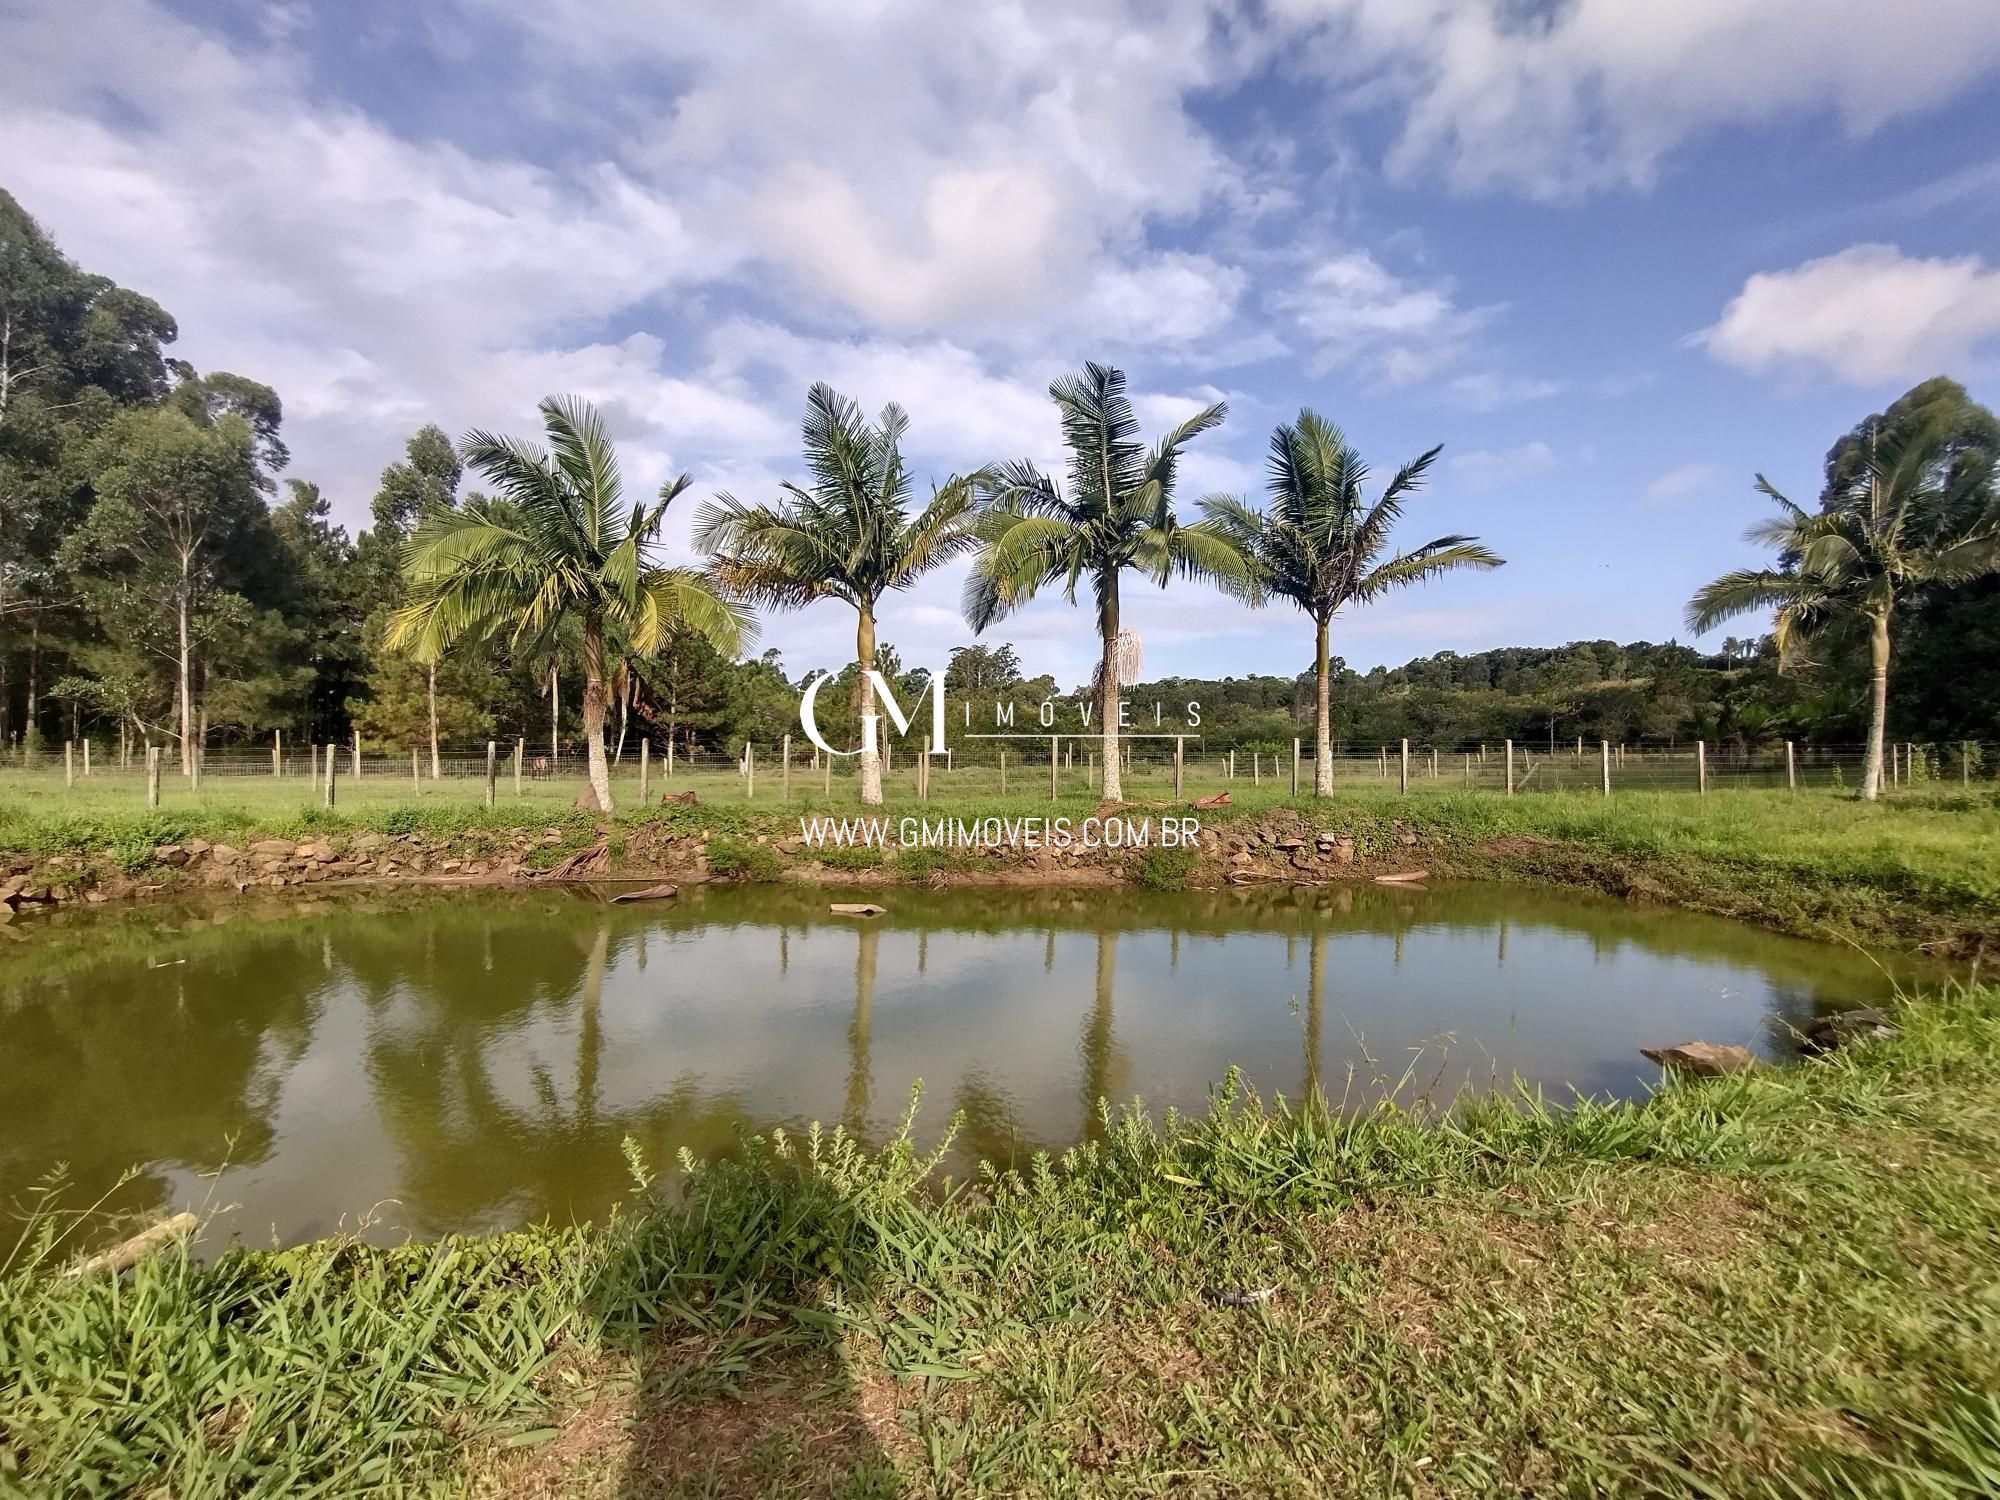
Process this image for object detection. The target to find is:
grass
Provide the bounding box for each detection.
[5,983,2000,1496]
[4,764,1997,951]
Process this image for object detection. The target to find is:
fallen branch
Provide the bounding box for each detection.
[68,1212,198,1277]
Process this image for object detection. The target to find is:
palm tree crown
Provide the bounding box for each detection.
[388,395,750,812]
[1687,422,1997,799]
[693,382,984,804]
[965,361,1255,802]
[1201,410,1501,794]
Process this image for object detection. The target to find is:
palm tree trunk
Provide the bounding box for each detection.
[857,602,883,806]
[427,663,440,780]
[580,617,614,813]
[1314,612,1333,797]
[1099,575,1122,803]
[1860,609,1890,801]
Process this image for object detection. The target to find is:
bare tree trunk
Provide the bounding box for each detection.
[1860,609,1890,801]
[579,619,614,812]
[1098,576,1122,803]
[1314,611,1333,796]
[427,662,440,779]
[176,553,193,775]
[857,603,883,805]
[25,617,39,760]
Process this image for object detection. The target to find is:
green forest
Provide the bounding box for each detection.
[4,184,1996,774]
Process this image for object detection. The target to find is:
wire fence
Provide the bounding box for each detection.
[0,730,1992,810]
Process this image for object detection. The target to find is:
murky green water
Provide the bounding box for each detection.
[0,883,1929,1251]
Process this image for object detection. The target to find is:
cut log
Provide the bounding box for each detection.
[1374,870,1429,884]
[68,1212,198,1277]
[660,790,699,805]
[1192,791,1230,808]
[830,903,887,917]
[609,883,678,904]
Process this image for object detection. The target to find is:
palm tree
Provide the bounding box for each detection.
[1201,411,1502,796]
[1687,424,1998,800]
[966,362,1255,802]
[695,383,984,806]
[389,396,750,813]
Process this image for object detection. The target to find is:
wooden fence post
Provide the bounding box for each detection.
[1000,748,1007,794]
[1965,741,1974,787]
[1505,739,1515,796]
[484,741,496,807]
[353,729,362,779]
[1399,738,1409,794]
[1785,740,1796,792]
[146,746,160,808]
[1290,736,1300,796]
[1227,749,1235,780]
[412,746,421,792]
[1601,739,1611,797]
[1176,736,1186,798]
[746,742,755,799]
[514,738,524,796]
[640,740,649,803]
[1253,751,1260,787]
[782,733,791,801]
[64,741,74,788]
[824,751,832,796]
[323,744,336,808]
[1696,740,1707,795]
[1050,735,1058,800]
[273,730,282,777]
[82,739,90,777]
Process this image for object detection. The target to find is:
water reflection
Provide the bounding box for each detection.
[0,882,1935,1250]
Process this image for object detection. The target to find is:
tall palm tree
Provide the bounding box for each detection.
[1201,411,1502,796]
[389,396,750,813]
[1687,423,1998,800]
[966,362,1255,802]
[695,383,984,805]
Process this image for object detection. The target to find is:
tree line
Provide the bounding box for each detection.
[4,186,1996,809]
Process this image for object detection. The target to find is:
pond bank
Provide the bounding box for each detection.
[3,788,1994,956]
[6,981,1998,1496]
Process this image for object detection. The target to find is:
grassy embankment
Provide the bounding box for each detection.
[4,983,1999,1496]
[3,772,1995,953]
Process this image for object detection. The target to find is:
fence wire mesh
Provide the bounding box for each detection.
[0,732,1991,809]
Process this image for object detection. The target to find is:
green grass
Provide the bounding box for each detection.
[5,766,1997,951]
[6,984,2000,1496]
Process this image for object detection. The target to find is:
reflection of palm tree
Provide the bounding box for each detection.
[1079,931,1125,1141]
[576,920,608,1132]
[845,922,878,1135]
[1303,928,1326,1103]
[1498,917,1508,968]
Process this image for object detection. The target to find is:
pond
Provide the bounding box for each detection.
[0,882,1930,1251]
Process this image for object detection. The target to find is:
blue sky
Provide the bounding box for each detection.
[5,0,1999,691]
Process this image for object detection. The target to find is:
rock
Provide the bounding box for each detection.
[250,839,294,857]
[1398,832,1419,847]
[1273,837,1306,851]
[294,843,318,859]
[185,838,211,856]
[1375,870,1428,884]
[1641,1041,1758,1077]
[351,832,385,852]
[1800,1008,1899,1054]
[153,845,189,867]
[441,859,463,873]
[208,844,241,864]
[84,890,107,904]
[0,875,25,900]
[1331,840,1355,865]
[1229,850,1253,866]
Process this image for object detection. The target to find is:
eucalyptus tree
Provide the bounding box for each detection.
[965,362,1254,802]
[695,383,985,805]
[1688,423,1999,800]
[1201,410,1501,795]
[390,396,749,813]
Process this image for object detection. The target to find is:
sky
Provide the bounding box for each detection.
[4,0,1999,692]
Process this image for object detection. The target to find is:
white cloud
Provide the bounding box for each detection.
[1445,371,1565,411]
[1446,441,1555,489]
[1271,0,2000,198]
[1275,251,1496,382]
[1699,245,2000,385]
[1645,462,1725,502]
